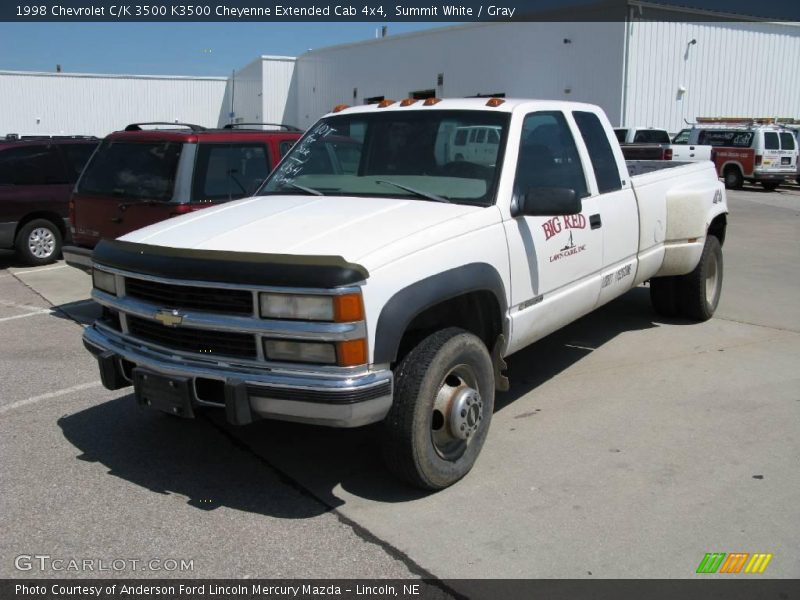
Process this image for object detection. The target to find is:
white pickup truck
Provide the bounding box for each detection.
[83,99,728,490]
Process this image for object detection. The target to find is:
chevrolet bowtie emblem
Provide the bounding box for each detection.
[154,309,184,327]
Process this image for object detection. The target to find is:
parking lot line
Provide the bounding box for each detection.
[11,264,69,276]
[0,309,53,323]
[0,381,102,415]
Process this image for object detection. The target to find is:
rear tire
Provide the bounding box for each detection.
[723,166,743,190]
[761,181,780,191]
[15,219,62,266]
[649,277,679,318]
[382,327,495,490]
[677,235,723,321]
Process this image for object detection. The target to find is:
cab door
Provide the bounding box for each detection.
[502,110,603,354]
[571,109,640,307]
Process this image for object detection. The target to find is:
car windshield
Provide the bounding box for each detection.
[77,140,182,200]
[260,110,511,206]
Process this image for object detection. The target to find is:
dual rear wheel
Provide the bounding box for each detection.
[650,235,723,321]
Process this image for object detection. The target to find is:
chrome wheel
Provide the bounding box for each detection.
[28,227,56,259]
[431,364,484,461]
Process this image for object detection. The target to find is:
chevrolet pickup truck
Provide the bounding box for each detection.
[82,99,728,490]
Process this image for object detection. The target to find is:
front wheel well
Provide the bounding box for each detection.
[708,213,727,246]
[394,291,502,366]
[15,211,67,241]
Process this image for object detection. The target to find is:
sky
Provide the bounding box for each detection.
[0,22,457,77]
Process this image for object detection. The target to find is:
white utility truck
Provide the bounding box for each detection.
[83,99,728,490]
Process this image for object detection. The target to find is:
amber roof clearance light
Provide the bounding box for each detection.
[332,104,350,113]
[423,97,442,106]
[486,98,505,107]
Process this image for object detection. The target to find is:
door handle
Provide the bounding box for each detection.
[589,214,602,229]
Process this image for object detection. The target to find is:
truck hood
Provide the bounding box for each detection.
[120,195,490,271]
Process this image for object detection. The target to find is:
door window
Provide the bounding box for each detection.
[573,111,622,194]
[764,132,779,150]
[779,132,796,151]
[514,111,587,200]
[192,144,270,201]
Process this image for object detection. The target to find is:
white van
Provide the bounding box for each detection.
[449,125,502,166]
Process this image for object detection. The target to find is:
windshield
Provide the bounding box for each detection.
[260,110,511,206]
[77,140,182,200]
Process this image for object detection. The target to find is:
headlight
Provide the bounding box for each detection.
[92,268,117,295]
[263,338,367,367]
[259,292,364,322]
[264,339,337,364]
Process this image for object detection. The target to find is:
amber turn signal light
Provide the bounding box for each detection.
[333,293,365,322]
[337,339,368,367]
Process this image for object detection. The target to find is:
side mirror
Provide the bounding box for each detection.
[513,187,581,217]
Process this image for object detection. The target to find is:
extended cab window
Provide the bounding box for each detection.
[192,144,269,201]
[78,141,182,200]
[0,145,67,185]
[261,110,510,206]
[514,111,587,200]
[573,111,622,194]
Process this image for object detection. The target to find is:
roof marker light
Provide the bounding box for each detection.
[423,97,442,106]
[377,99,396,108]
[486,98,505,107]
[332,104,350,113]
[399,98,418,107]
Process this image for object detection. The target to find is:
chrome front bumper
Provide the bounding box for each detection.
[83,324,393,428]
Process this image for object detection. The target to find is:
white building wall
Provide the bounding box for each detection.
[624,19,800,132]
[296,22,626,129]
[229,57,263,126]
[0,71,228,138]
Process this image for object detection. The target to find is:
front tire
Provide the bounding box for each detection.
[678,235,723,321]
[382,328,495,490]
[15,219,62,266]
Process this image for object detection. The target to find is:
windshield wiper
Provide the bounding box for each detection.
[375,180,450,203]
[279,181,324,196]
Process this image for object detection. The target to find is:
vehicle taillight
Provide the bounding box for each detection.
[169,204,203,217]
[755,154,762,166]
[663,148,673,160]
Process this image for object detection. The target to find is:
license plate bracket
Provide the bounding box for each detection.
[133,369,195,418]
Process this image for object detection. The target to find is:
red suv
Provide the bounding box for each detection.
[63,122,303,271]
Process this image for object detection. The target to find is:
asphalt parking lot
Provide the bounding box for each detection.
[1,183,798,581]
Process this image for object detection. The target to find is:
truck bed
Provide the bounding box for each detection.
[626,160,691,177]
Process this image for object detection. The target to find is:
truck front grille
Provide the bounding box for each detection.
[127,316,257,359]
[125,278,254,315]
